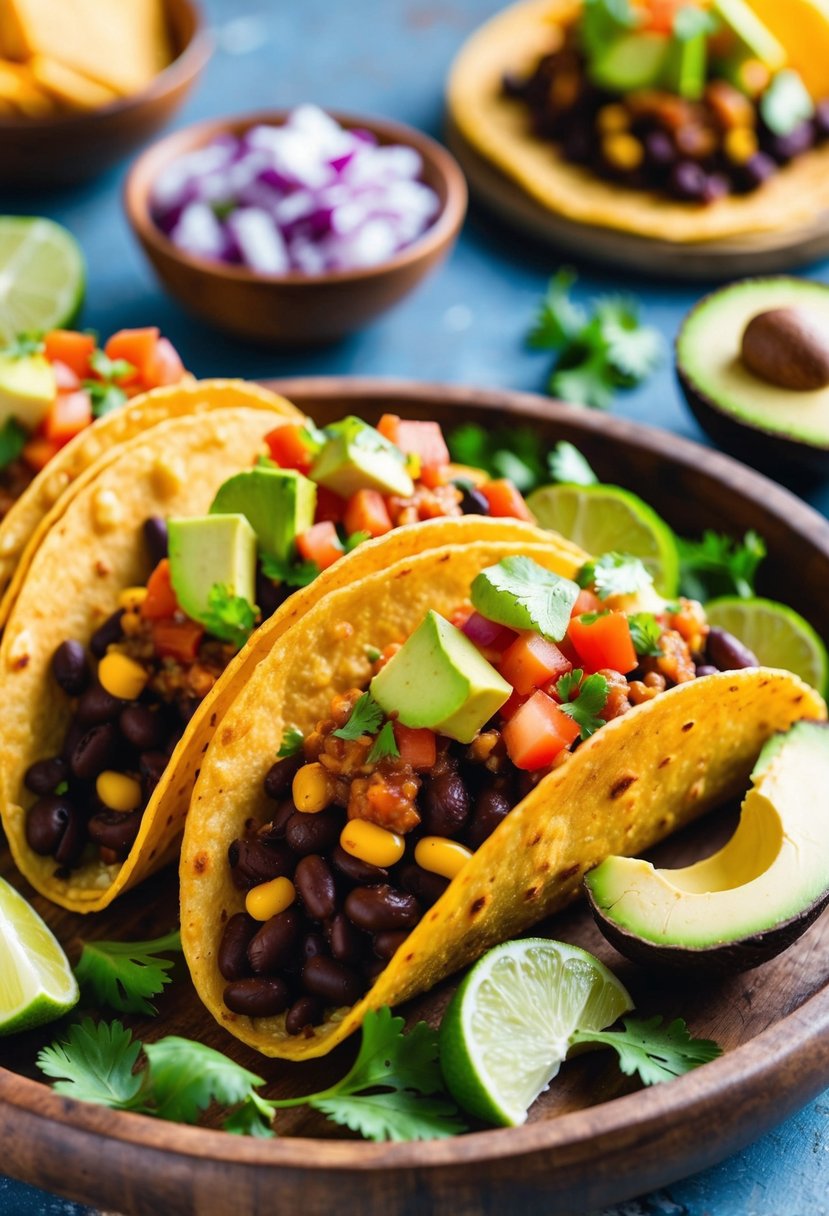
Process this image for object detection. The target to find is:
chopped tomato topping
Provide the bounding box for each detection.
[21,436,61,472]
[418,464,450,489]
[379,414,450,470]
[151,618,204,663]
[499,632,572,696]
[296,521,343,570]
[104,328,160,385]
[43,330,95,379]
[480,479,534,521]
[314,486,346,524]
[265,423,314,474]
[567,612,637,675]
[502,690,580,770]
[344,489,392,539]
[572,588,602,616]
[141,559,179,620]
[376,413,399,444]
[147,336,185,387]
[42,390,93,445]
[393,724,437,770]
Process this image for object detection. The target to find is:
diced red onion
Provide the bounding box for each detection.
[462,613,516,649]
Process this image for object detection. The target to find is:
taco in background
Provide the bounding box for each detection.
[180,540,825,1059]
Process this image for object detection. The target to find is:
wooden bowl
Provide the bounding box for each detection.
[0,0,209,188]
[123,111,468,345]
[2,379,829,1216]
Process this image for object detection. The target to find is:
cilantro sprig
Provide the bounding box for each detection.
[0,417,27,469]
[84,348,137,419]
[260,551,321,589]
[578,552,652,601]
[333,691,385,741]
[277,726,304,759]
[547,441,598,487]
[570,1015,722,1084]
[471,556,580,641]
[556,668,609,739]
[677,530,766,602]
[203,583,258,648]
[367,720,399,764]
[74,930,182,1016]
[627,612,663,658]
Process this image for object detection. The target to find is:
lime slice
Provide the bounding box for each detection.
[0,217,85,343]
[706,596,829,696]
[439,938,633,1126]
[526,483,679,596]
[0,876,79,1036]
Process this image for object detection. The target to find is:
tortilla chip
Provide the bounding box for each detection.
[0,379,301,627]
[447,0,829,243]
[180,542,826,1059]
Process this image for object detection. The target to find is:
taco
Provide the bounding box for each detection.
[180,540,825,1059]
[447,0,829,242]
[0,401,563,913]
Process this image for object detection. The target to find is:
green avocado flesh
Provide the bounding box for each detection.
[585,720,829,949]
[0,353,55,431]
[677,278,829,446]
[168,514,257,627]
[589,31,669,93]
[370,610,511,744]
[311,416,414,499]
[210,467,316,561]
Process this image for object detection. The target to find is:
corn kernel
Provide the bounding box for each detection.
[724,126,758,165]
[120,610,142,636]
[414,836,473,880]
[246,876,296,922]
[98,651,149,700]
[96,770,142,812]
[292,762,332,814]
[91,488,123,532]
[340,819,405,868]
[602,132,644,172]
[597,103,629,134]
[119,586,148,611]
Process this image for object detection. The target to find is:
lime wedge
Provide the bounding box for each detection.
[0,217,85,343]
[439,938,633,1126]
[706,596,829,696]
[0,876,79,1036]
[526,482,679,596]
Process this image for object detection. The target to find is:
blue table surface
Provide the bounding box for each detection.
[1,1,828,1213]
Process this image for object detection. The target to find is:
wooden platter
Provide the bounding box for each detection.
[2,379,829,1216]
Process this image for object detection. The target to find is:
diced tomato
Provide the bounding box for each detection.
[344,489,392,539]
[567,612,638,675]
[572,588,601,617]
[314,486,346,524]
[499,689,525,721]
[151,618,204,663]
[394,724,437,770]
[502,690,580,770]
[104,328,160,385]
[41,390,93,445]
[418,464,450,489]
[21,437,61,472]
[265,423,314,474]
[51,360,80,392]
[480,479,534,521]
[43,330,95,379]
[377,413,400,443]
[642,0,682,33]
[499,632,572,696]
[296,521,343,570]
[146,336,185,388]
[381,415,450,470]
[141,559,179,620]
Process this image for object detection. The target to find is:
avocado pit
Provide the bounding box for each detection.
[741,307,829,392]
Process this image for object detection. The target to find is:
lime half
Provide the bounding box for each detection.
[706,596,829,696]
[0,217,85,344]
[0,876,79,1036]
[439,938,633,1126]
[526,483,679,596]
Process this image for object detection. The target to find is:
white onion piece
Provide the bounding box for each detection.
[170,202,229,260]
[227,208,290,274]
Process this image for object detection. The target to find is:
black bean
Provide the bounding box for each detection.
[247,907,303,974]
[815,99,829,139]
[143,516,168,566]
[285,995,325,1035]
[706,627,759,672]
[399,863,449,908]
[139,750,169,800]
[263,754,302,800]
[695,664,719,678]
[422,771,470,837]
[766,121,814,162]
[90,610,125,658]
[294,855,337,921]
[257,800,295,842]
[76,684,123,726]
[363,957,386,983]
[345,885,421,933]
[373,930,408,960]
[228,837,294,889]
[256,566,291,620]
[224,977,291,1017]
[87,810,142,857]
[736,151,776,192]
[53,802,85,867]
[457,483,490,516]
[466,785,512,851]
[119,704,163,750]
[218,913,258,981]
[669,161,708,202]
[51,641,89,695]
[284,807,341,856]
[644,130,676,168]
[301,956,364,1006]
[326,912,364,963]
[71,722,117,780]
[329,844,388,886]
[24,756,68,796]
[302,931,329,962]
[25,795,75,856]
[61,718,86,763]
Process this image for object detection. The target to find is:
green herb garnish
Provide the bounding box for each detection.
[556,669,609,739]
[86,381,127,418]
[447,423,547,492]
[366,721,399,765]
[344,530,371,553]
[570,1015,722,1085]
[74,930,181,1016]
[0,417,27,469]
[88,349,135,384]
[677,530,766,601]
[627,612,663,657]
[547,441,598,487]
[203,584,258,648]
[333,691,384,741]
[578,552,652,600]
[3,333,44,358]
[260,551,320,588]
[277,727,304,759]
[471,556,580,641]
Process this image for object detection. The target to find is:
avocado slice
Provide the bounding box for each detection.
[0,352,56,431]
[589,31,671,93]
[209,467,316,561]
[168,513,257,631]
[676,277,829,474]
[310,416,414,499]
[585,720,829,972]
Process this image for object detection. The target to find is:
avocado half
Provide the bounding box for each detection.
[676,277,829,475]
[584,720,829,974]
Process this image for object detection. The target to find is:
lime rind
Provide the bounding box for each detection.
[0,217,85,344]
[0,877,79,1036]
[706,596,829,697]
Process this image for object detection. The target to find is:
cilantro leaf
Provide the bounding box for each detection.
[344,530,370,553]
[89,349,136,384]
[578,552,652,600]
[673,5,717,39]
[557,670,609,739]
[3,333,44,358]
[528,268,586,351]
[315,1092,465,1142]
[37,1019,145,1110]
[570,1016,722,1085]
[202,583,258,647]
[547,441,598,487]
[627,612,663,657]
[144,1037,266,1124]
[260,551,320,588]
[551,347,617,410]
[333,691,384,741]
[580,0,637,58]
[277,726,304,759]
[471,556,580,641]
[85,380,127,419]
[223,1092,277,1138]
[603,318,663,384]
[677,530,766,601]
[447,423,547,492]
[74,930,181,1015]
[367,720,399,764]
[0,417,27,469]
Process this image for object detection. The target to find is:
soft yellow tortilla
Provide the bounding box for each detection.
[180,539,826,1059]
[0,379,302,626]
[447,0,829,242]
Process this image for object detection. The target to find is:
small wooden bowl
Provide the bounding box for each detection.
[124,110,468,345]
[0,0,209,188]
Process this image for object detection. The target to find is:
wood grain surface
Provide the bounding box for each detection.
[1,380,828,1216]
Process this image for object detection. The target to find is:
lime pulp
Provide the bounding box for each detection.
[0,876,79,1036]
[706,596,829,696]
[0,217,85,344]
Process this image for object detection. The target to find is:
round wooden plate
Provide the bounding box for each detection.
[2,379,829,1216]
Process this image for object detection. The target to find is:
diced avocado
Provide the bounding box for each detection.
[712,0,786,71]
[370,610,511,744]
[310,416,414,499]
[209,467,316,561]
[0,352,56,431]
[168,513,257,628]
[589,32,671,93]
[580,0,638,62]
